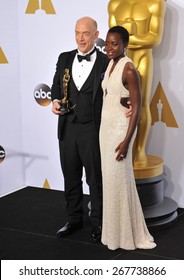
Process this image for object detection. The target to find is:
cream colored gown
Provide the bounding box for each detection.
[100,56,156,250]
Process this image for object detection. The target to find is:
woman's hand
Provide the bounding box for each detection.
[115,141,129,161]
[125,101,132,117]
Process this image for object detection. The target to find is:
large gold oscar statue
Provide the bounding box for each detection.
[108,0,166,179]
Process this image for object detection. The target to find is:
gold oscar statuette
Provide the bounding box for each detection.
[59,69,70,114]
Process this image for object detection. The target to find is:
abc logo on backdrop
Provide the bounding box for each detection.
[95,38,106,54]
[34,83,51,106]
[0,146,6,164]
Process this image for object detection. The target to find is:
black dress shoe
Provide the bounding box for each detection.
[91,226,102,243]
[56,222,83,238]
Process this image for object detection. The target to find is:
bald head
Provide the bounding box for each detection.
[75,17,98,32]
[75,16,99,54]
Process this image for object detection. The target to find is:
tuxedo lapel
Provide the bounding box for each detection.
[93,51,106,101]
[65,50,76,69]
[60,50,77,93]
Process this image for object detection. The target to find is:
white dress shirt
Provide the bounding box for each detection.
[72,48,97,91]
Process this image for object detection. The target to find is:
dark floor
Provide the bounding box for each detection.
[0,186,184,260]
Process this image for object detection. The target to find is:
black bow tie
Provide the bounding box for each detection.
[77,53,91,62]
[77,48,96,62]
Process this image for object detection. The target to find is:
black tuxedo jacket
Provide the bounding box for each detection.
[51,48,109,139]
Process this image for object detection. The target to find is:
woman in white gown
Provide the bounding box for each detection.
[99,26,156,250]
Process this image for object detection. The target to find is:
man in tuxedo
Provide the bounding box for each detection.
[51,17,109,242]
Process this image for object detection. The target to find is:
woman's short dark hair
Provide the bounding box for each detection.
[108,26,129,44]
